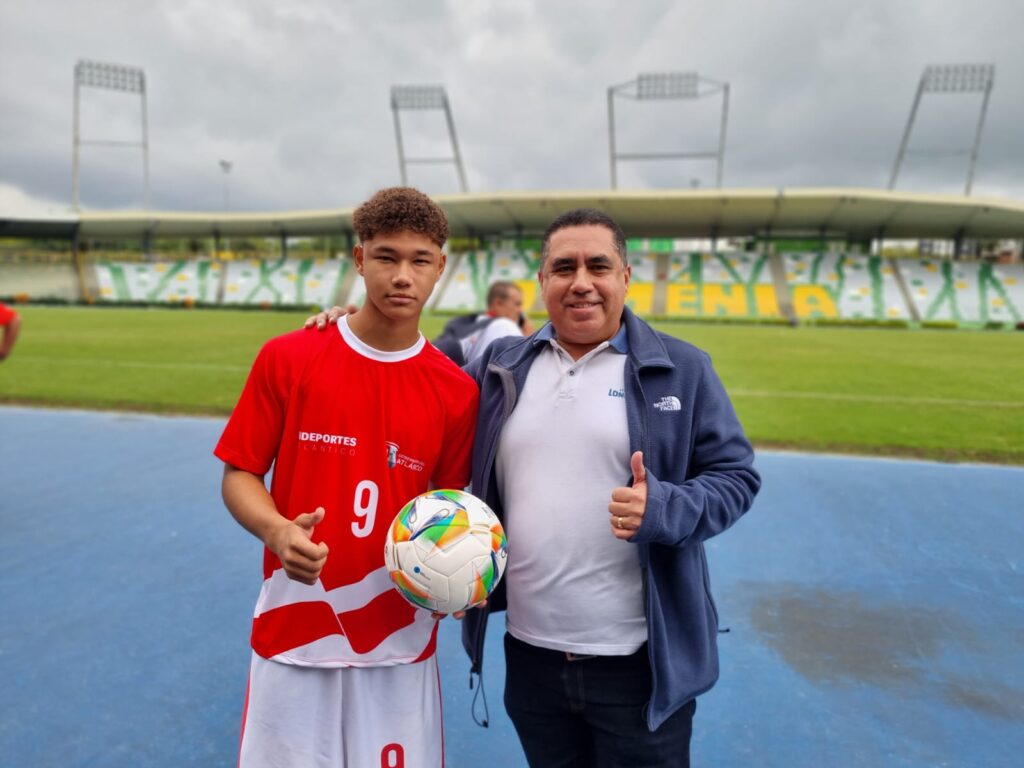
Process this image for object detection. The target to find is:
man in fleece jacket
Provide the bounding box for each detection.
[459,207,760,768]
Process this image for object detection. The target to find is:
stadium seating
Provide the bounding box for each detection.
[31,251,1024,328]
[94,260,223,303]
[623,249,657,315]
[664,252,779,319]
[0,261,78,301]
[222,257,348,307]
[345,273,366,309]
[432,247,541,312]
[92,257,351,306]
[899,258,1023,324]
[783,253,910,321]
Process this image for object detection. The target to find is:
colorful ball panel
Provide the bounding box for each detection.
[384,489,507,614]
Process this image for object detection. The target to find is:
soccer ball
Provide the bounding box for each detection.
[384,489,507,615]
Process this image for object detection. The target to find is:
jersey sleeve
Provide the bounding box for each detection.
[431,376,479,490]
[0,303,16,325]
[214,338,292,475]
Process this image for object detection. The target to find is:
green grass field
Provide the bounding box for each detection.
[2,306,1022,464]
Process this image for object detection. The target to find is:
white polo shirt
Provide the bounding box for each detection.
[495,325,647,656]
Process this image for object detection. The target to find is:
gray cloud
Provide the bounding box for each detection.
[0,0,1020,213]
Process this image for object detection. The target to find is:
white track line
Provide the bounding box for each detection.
[15,358,1024,409]
[731,389,1024,409]
[16,355,249,373]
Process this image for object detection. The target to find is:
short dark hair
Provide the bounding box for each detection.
[352,187,448,247]
[540,208,628,266]
[486,280,520,306]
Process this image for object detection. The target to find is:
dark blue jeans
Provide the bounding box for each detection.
[503,633,696,768]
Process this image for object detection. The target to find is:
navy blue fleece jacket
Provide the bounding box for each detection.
[461,307,761,730]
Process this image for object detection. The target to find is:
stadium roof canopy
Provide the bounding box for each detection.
[3,188,1024,241]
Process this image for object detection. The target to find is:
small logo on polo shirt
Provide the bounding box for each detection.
[653,396,681,412]
[608,388,625,399]
[384,441,425,472]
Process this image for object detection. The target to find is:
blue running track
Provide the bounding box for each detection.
[1,406,1022,767]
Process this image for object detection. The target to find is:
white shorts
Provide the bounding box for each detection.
[239,653,444,768]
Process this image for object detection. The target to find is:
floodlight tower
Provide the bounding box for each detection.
[219,160,233,211]
[390,85,468,192]
[888,64,995,196]
[607,71,730,189]
[72,59,150,209]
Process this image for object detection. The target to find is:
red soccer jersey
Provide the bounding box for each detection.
[215,317,479,667]
[0,303,16,325]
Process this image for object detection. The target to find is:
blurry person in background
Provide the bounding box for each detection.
[0,302,21,362]
[432,280,535,365]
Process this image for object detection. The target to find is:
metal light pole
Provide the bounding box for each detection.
[607,71,730,189]
[219,160,233,211]
[390,85,468,192]
[72,59,150,209]
[888,63,995,196]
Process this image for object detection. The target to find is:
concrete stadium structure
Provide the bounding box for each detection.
[3,188,1024,325]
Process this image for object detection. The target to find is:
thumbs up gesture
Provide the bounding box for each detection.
[608,451,647,540]
[268,506,330,584]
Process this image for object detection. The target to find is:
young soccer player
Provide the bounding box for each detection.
[215,187,478,767]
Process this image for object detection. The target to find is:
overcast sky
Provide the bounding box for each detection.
[1,0,1021,215]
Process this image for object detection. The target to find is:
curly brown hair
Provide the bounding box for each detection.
[352,187,448,247]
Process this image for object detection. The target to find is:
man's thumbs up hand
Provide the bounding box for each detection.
[608,451,648,541]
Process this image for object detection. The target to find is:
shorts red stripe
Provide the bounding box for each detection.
[436,659,445,768]
[237,668,251,768]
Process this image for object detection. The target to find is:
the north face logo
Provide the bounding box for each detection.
[653,396,681,412]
